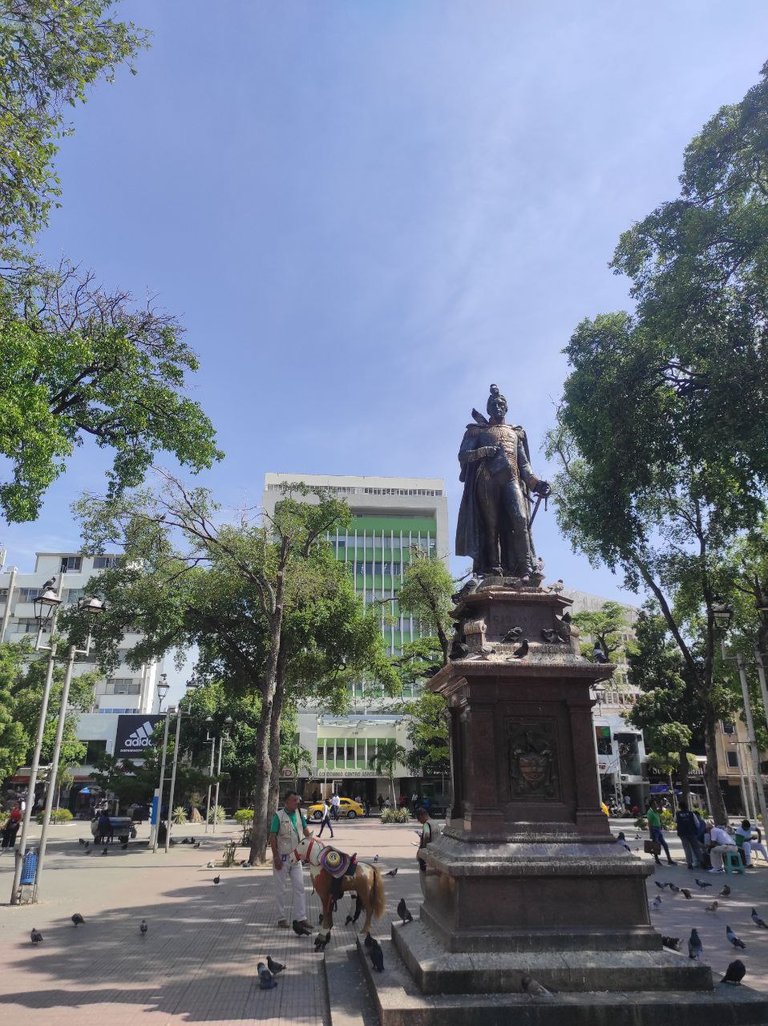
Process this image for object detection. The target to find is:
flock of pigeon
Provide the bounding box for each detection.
[650,875,767,985]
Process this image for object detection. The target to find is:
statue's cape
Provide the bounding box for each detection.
[455,423,536,563]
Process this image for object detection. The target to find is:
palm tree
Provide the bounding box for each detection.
[280,739,312,792]
[368,740,407,807]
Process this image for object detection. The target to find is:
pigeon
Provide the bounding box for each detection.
[292,920,312,936]
[727,925,746,950]
[592,644,608,664]
[549,580,564,594]
[71,913,85,927]
[30,929,43,945]
[512,639,529,659]
[314,933,330,951]
[257,962,277,990]
[78,838,86,846]
[102,847,108,856]
[751,908,768,928]
[121,841,128,850]
[661,936,681,952]
[366,935,384,972]
[207,862,215,868]
[668,883,680,894]
[397,898,413,923]
[688,928,702,960]
[694,878,713,889]
[213,875,221,885]
[385,867,398,878]
[502,627,523,642]
[194,842,201,849]
[373,855,379,862]
[652,895,662,910]
[83,842,90,852]
[139,919,148,935]
[521,975,552,997]
[680,888,693,899]
[721,959,746,985]
[654,881,667,890]
[720,885,731,897]
[267,955,285,975]
[705,901,719,913]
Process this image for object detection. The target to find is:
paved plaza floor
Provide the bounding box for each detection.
[1,817,768,1024]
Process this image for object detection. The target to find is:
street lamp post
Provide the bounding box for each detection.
[34,596,104,900]
[211,716,232,835]
[9,579,63,905]
[204,718,215,834]
[164,680,199,853]
[151,708,172,853]
[157,673,170,712]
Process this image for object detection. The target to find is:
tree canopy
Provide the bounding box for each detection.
[1,267,222,522]
[0,0,147,260]
[547,62,768,823]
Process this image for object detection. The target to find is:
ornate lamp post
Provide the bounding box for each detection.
[211,716,233,835]
[164,680,199,853]
[156,673,170,712]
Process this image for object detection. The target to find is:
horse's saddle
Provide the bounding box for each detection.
[318,846,358,880]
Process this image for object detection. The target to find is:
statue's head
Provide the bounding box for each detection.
[486,384,508,423]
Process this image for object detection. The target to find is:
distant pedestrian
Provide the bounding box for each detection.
[96,810,113,845]
[377,794,384,813]
[364,797,371,817]
[1,803,21,849]
[646,800,676,867]
[317,800,334,838]
[415,807,433,876]
[330,793,341,821]
[735,819,768,866]
[676,801,704,870]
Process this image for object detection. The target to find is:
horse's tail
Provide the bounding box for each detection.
[371,867,386,921]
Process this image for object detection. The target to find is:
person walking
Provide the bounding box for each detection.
[269,791,311,930]
[330,793,341,821]
[646,799,676,866]
[317,799,334,838]
[675,801,704,869]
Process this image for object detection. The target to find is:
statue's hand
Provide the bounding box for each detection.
[535,481,552,497]
[477,445,498,458]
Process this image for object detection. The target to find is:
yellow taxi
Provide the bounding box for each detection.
[306,797,365,820]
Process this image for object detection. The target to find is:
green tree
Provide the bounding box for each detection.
[74,477,397,861]
[0,643,31,781]
[397,551,454,665]
[546,64,768,824]
[1,267,222,522]
[403,690,450,780]
[571,601,629,662]
[0,0,148,259]
[368,739,407,807]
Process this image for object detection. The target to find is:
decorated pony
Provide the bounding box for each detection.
[289,836,385,949]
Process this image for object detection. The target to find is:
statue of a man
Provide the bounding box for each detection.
[455,385,550,578]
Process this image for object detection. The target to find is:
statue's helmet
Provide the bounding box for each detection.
[486,384,508,417]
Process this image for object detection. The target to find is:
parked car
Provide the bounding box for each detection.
[306,797,364,820]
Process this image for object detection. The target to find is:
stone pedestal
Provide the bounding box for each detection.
[364,581,768,1023]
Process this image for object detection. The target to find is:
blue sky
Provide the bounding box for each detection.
[3,1,767,611]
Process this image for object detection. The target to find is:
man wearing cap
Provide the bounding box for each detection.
[269,791,311,930]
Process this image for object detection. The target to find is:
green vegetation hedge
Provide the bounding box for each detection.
[380,807,409,824]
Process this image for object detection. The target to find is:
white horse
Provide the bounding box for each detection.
[288,836,385,947]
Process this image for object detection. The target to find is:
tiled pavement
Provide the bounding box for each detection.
[2,818,768,1024]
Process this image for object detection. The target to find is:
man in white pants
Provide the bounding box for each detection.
[269,791,311,930]
[706,821,738,872]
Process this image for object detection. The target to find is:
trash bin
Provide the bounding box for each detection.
[20,850,38,886]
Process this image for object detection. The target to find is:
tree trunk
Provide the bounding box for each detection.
[268,673,284,815]
[702,700,727,824]
[249,548,288,864]
[389,772,396,808]
[678,749,691,808]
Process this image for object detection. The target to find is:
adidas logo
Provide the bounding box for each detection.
[123,721,156,748]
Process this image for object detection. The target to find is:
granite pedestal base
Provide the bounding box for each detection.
[358,934,768,1026]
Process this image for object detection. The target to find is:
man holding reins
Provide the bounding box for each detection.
[269,790,312,931]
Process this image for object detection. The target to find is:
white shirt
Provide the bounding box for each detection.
[331,795,340,808]
[710,826,734,846]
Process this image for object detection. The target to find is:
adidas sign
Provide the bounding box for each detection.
[123,721,156,748]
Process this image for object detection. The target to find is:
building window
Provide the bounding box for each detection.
[106,679,141,694]
[85,739,107,764]
[60,556,83,572]
[722,721,735,735]
[727,751,739,768]
[93,555,118,569]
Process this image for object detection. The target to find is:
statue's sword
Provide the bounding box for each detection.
[529,493,547,528]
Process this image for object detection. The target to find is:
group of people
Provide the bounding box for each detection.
[268,790,435,928]
[646,798,768,872]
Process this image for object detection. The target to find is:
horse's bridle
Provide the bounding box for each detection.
[292,836,323,864]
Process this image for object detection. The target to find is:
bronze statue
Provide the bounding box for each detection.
[455,384,550,578]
